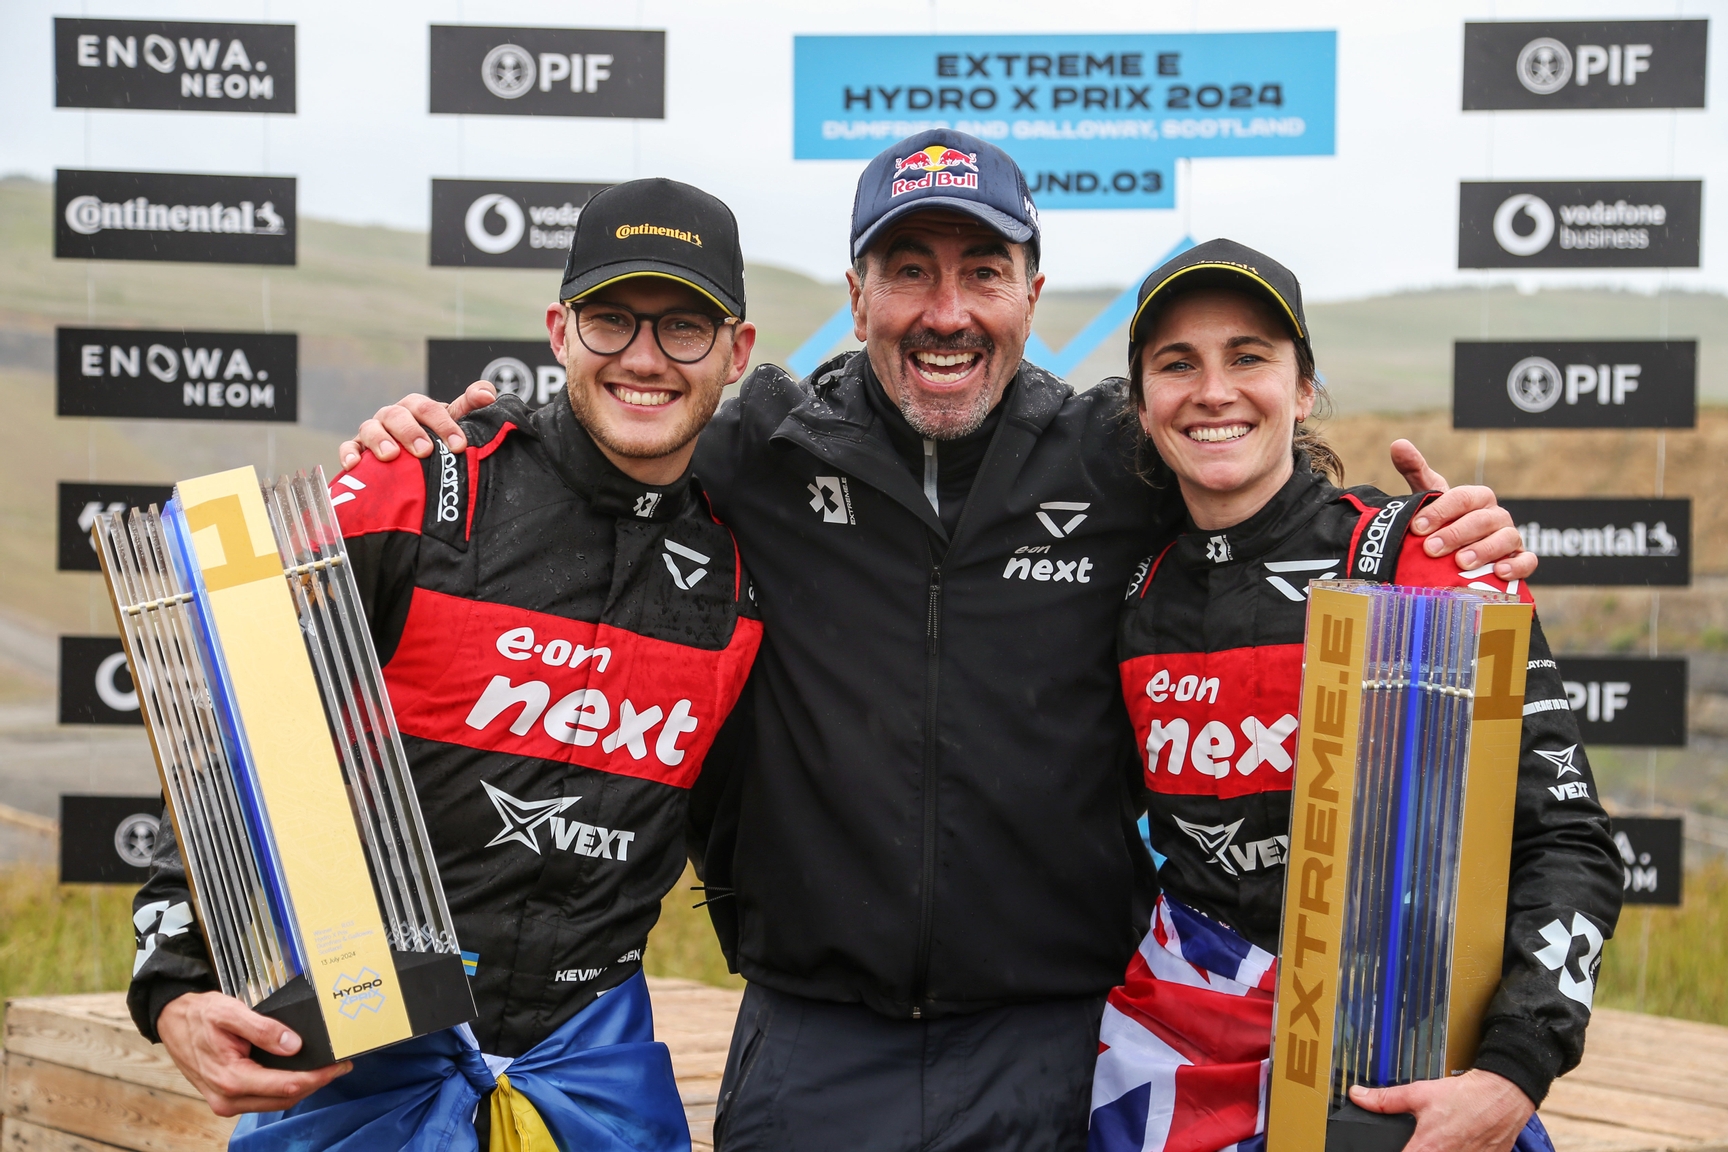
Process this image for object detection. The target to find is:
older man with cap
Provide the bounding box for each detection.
[346,131,1534,1150]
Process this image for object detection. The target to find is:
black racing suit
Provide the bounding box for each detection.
[129,394,761,1058]
[1116,464,1623,1105]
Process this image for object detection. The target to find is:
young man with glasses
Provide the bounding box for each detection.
[129,178,762,1152]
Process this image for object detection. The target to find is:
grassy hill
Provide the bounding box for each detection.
[3,172,1724,638]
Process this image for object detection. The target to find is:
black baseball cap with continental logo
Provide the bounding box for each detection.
[1128,238,1310,360]
[559,177,747,318]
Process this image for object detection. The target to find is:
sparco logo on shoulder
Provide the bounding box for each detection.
[435,442,461,523]
[1354,500,1405,576]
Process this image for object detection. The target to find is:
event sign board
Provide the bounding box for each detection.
[59,795,161,884]
[1459,180,1701,268]
[57,483,175,571]
[429,26,664,118]
[59,636,141,726]
[427,339,564,406]
[793,32,1336,209]
[1504,498,1689,586]
[1454,340,1696,429]
[429,179,610,268]
[1552,657,1687,747]
[56,170,296,265]
[1610,816,1684,905]
[1463,21,1707,111]
[57,328,298,422]
[54,18,295,112]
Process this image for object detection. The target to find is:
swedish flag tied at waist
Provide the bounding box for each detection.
[232,971,691,1152]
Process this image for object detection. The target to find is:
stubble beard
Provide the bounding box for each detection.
[893,328,1003,441]
[566,366,725,461]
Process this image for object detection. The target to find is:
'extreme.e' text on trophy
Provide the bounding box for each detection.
[1268,581,1533,1152]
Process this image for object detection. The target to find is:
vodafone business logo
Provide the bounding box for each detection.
[1459,181,1700,269]
[430,179,609,269]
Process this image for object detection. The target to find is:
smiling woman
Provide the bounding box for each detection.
[1088,239,1622,1152]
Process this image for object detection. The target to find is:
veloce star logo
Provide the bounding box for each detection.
[1535,745,1582,779]
[1171,815,1248,877]
[482,781,578,854]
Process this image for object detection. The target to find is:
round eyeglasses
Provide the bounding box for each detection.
[569,302,737,364]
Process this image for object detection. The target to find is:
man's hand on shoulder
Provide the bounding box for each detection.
[157,990,351,1117]
[338,381,499,471]
[1389,438,1537,583]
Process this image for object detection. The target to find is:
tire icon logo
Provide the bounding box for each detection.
[481,43,536,100]
[114,813,159,869]
[481,357,536,401]
[1507,356,1563,413]
[1517,38,1573,95]
[464,193,525,255]
[1493,193,1555,257]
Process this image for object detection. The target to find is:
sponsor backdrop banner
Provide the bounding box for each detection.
[429,26,665,118]
[793,32,1336,209]
[57,482,175,572]
[1454,340,1697,429]
[427,339,564,406]
[1553,656,1687,746]
[1459,180,1702,269]
[56,169,296,265]
[59,636,141,726]
[57,328,297,422]
[1506,498,1689,586]
[1610,816,1684,905]
[429,178,610,268]
[54,17,295,113]
[59,795,160,885]
[1463,20,1708,111]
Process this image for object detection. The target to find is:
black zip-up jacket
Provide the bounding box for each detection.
[1117,465,1622,1104]
[129,395,760,1057]
[690,353,1175,1019]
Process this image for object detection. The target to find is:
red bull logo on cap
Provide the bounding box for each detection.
[891,145,980,198]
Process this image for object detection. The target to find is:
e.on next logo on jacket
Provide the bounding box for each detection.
[382,589,757,790]
[1120,646,1304,799]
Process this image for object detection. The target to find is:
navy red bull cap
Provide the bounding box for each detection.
[850,129,1040,263]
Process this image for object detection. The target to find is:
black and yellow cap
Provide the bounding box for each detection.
[559,177,746,319]
[1128,238,1309,359]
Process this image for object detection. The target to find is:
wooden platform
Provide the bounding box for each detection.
[2,986,1724,1151]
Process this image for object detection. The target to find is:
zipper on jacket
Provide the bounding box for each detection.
[911,564,943,1016]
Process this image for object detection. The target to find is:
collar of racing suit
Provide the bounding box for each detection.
[1170,454,1337,571]
[504,392,701,522]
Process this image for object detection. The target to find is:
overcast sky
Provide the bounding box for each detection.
[4,0,1726,298]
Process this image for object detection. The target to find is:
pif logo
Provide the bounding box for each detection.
[430,26,665,119]
[891,146,980,197]
[1462,21,1706,111]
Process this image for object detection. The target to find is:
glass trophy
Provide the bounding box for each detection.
[92,465,474,1068]
[1268,582,1533,1152]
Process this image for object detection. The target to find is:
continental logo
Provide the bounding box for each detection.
[615,223,702,246]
